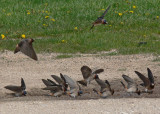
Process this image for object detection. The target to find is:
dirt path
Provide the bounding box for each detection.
[0,51,160,113]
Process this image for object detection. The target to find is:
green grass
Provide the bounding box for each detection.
[0,0,160,54]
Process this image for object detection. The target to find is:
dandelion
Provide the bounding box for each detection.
[133,6,136,9]
[27,10,30,15]
[43,24,48,27]
[1,34,5,39]
[7,13,11,16]
[51,18,55,21]
[129,11,134,13]
[156,16,159,19]
[101,9,105,11]
[21,34,26,39]
[120,22,124,25]
[118,13,123,16]
[74,27,78,30]
[61,40,67,43]
[45,16,49,19]
[143,35,146,38]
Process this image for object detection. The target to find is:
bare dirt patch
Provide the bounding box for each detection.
[1,51,160,113]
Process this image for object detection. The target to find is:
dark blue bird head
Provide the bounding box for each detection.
[22,90,27,96]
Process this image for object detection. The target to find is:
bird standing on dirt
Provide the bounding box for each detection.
[121,75,140,95]
[77,65,104,86]
[4,78,27,97]
[135,68,154,93]
[90,5,111,30]
[62,75,83,98]
[14,38,38,60]
[93,75,114,98]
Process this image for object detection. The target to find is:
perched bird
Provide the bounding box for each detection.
[90,5,111,29]
[42,79,64,97]
[93,75,114,98]
[135,68,154,93]
[121,75,140,95]
[14,39,38,60]
[4,78,27,97]
[63,75,83,98]
[51,73,68,91]
[78,65,104,86]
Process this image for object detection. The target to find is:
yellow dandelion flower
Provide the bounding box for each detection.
[101,9,105,11]
[51,18,55,21]
[118,13,123,16]
[74,27,78,30]
[1,34,5,39]
[27,10,30,15]
[45,16,49,19]
[21,34,26,39]
[43,24,48,27]
[120,22,124,25]
[156,16,159,19]
[61,40,67,43]
[133,6,136,9]
[129,11,134,13]
[7,13,11,16]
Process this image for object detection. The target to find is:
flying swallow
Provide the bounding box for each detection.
[14,39,38,60]
[90,5,111,29]
[4,78,27,97]
[135,68,154,93]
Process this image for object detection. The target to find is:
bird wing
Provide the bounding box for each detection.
[147,68,154,84]
[42,79,54,86]
[63,75,77,90]
[95,78,108,91]
[15,39,38,60]
[51,75,63,85]
[92,69,104,74]
[81,66,92,79]
[135,71,150,87]
[47,79,58,86]
[122,75,136,89]
[100,5,111,18]
[4,85,22,93]
[21,78,26,90]
[77,80,87,86]
[42,86,61,91]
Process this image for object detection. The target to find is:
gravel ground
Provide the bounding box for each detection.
[0,51,160,114]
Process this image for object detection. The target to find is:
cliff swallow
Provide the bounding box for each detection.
[4,78,27,97]
[77,65,104,86]
[121,75,140,95]
[14,39,38,60]
[135,68,154,93]
[90,5,111,29]
[93,75,114,98]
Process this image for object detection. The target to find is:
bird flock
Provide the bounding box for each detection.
[3,38,155,98]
